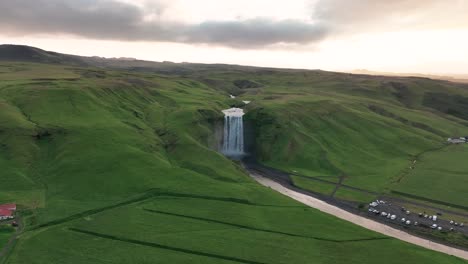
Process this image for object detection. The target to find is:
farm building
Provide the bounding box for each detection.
[0,203,16,220]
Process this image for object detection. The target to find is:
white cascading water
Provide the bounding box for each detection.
[222,108,245,157]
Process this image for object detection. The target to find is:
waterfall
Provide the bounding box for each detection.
[222,108,245,157]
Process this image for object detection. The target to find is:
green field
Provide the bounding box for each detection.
[0,226,14,248]
[394,144,468,208]
[291,176,336,195]
[334,188,377,203]
[0,51,467,263]
[7,196,466,264]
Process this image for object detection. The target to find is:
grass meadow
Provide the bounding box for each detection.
[0,62,467,263]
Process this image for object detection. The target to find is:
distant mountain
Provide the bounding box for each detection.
[0,44,88,65]
[0,44,179,68]
[1,45,467,84]
[350,69,468,84]
[0,44,269,75]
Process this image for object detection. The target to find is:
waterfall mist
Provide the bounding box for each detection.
[222,108,245,157]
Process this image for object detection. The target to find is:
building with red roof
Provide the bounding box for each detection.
[0,203,16,220]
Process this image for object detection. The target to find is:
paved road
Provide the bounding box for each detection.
[249,172,468,261]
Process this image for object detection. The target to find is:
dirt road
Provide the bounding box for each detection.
[0,218,22,261]
[250,172,468,261]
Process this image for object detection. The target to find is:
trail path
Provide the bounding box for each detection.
[0,218,23,261]
[249,172,468,261]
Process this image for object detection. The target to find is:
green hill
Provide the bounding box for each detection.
[240,72,468,204]
[0,47,467,263]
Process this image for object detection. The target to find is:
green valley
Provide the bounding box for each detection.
[0,46,467,263]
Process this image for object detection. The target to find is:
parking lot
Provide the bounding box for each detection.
[367,199,467,235]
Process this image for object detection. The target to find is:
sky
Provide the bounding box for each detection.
[0,0,468,74]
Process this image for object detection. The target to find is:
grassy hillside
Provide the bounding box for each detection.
[0,59,467,263]
[394,144,468,208]
[235,72,468,204]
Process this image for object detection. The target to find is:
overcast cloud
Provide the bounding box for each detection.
[0,0,327,48]
[0,0,467,48]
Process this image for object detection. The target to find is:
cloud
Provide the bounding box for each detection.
[2,0,466,49]
[311,0,468,33]
[187,19,327,48]
[0,0,328,48]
